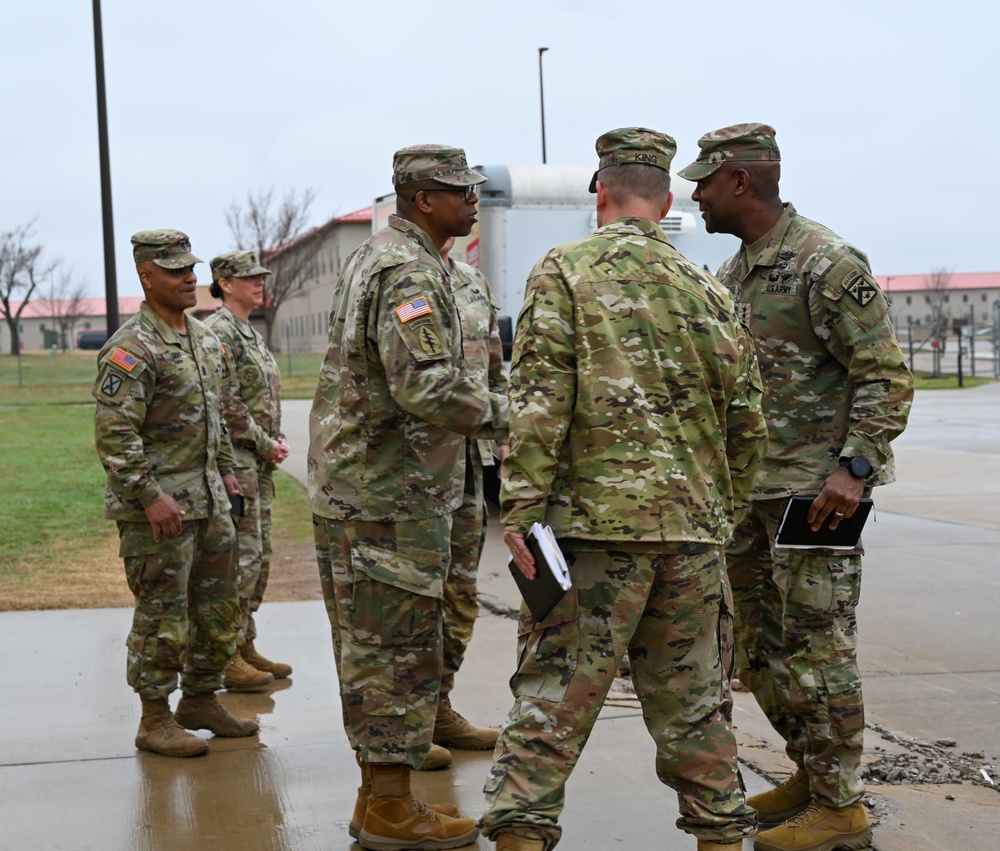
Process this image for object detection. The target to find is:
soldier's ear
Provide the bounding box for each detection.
[733,167,752,197]
[658,190,674,220]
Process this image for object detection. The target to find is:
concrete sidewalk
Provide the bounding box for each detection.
[1,384,998,849]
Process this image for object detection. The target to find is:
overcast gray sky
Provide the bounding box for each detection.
[3,0,996,299]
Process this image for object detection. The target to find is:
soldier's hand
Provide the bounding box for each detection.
[222,473,243,496]
[504,530,537,580]
[808,468,864,532]
[145,495,185,542]
[265,438,289,465]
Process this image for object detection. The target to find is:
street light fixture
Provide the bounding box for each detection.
[538,47,549,164]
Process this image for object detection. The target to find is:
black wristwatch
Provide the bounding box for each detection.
[839,456,873,479]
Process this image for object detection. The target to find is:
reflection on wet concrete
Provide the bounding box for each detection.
[0,597,748,848]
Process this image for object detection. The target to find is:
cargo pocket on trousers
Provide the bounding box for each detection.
[819,658,864,740]
[350,541,444,647]
[510,587,579,702]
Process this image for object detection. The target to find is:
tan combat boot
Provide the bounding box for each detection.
[496,835,546,851]
[241,640,292,679]
[432,698,499,750]
[223,653,275,692]
[359,763,479,850]
[349,754,459,840]
[754,800,871,851]
[135,698,208,757]
[174,692,259,737]
[748,768,811,823]
[414,742,453,771]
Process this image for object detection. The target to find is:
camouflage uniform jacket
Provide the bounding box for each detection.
[449,257,508,467]
[204,306,284,471]
[308,215,509,522]
[93,302,236,521]
[502,216,766,545]
[716,204,913,496]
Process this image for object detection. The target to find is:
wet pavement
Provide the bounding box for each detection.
[2,382,999,849]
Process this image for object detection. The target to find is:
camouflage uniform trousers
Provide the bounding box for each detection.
[314,512,452,765]
[726,497,865,807]
[441,446,487,699]
[119,512,239,700]
[231,465,275,645]
[480,547,756,849]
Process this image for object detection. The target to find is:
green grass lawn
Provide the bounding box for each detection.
[0,405,109,569]
[0,392,314,609]
[0,350,325,405]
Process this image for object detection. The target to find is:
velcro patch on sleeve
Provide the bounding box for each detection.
[109,347,140,372]
[395,296,433,323]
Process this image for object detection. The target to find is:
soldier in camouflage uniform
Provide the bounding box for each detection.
[93,230,259,759]
[308,145,508,850]
[480,128,766,851]
[205,250,292,693]
[680,124,914,851]
[435,237,507,751]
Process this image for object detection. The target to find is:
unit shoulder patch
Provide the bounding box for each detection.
[101,371,124,397]
[842,269,878,307]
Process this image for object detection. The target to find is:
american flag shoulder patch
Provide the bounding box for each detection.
[396,296,433,323]
[109,348,140,372]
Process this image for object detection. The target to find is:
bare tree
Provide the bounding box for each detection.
[37,267,89,350]
[225,188,320,347]
[0,221,56,355]
[924,266,953,335]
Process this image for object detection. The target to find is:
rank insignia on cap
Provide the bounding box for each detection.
[396,296,433,323]
[843,270,878,307]
[109,348,140,372]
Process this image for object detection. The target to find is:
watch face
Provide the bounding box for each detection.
[850,457,873,478]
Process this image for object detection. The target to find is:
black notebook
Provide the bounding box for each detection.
[507,523,572,621]
[483,454,502,510]
[775,496,874,549]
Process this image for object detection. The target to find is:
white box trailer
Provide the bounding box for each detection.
[374,164,739,355]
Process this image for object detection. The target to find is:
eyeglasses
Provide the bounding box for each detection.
[412,185,480,202]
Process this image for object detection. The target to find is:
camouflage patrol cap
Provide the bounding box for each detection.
[392,144,487,188]
[589,127,677,193]
[210,250,272,282]
[131,229,202,268]
[677,123,780,181]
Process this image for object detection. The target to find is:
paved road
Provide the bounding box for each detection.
[1,384,996,850]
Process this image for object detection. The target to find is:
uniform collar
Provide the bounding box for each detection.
[388,214,447,270]
[220,305,256,338]
[140,301,193,346]
[743,202,798,270]
[600,216,672,245]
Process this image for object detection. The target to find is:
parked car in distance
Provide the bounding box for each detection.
[77,329,108,350]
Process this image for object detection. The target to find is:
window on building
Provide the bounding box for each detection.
[40,323,46,332]
[944,295,950,303]
[906,296,912,305]
[962,294,968,303]
[983,294,989,302]
[925,295,930,304]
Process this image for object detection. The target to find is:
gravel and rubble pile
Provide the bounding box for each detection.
[861,721,998,792]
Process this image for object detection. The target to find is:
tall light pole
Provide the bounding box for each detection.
[538,47,549,164]
[93,0,119,333]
